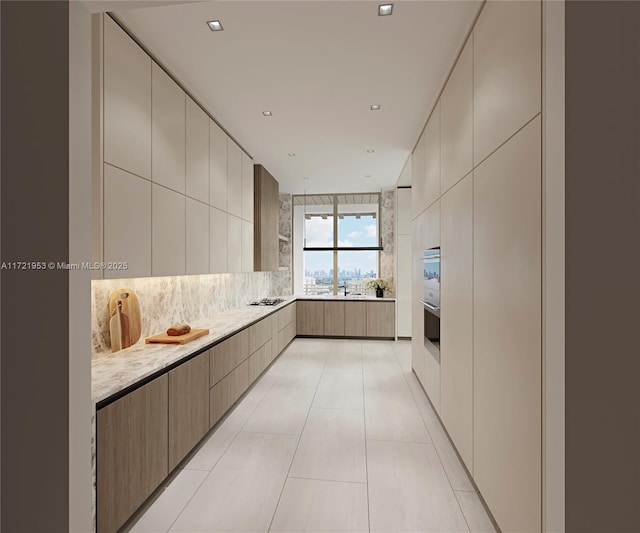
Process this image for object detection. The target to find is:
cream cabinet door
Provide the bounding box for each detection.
[440,174,473,472]
[103,16,151,180]
[241,152,254,223]
[152,185,186,276]
[411,213,426,387]
[241,220,254,273]
[152,64,185,194]
[473,0,541,165]
[186,198,209,275]
[227,140,242,218]
[441,37,473,194]
[423,101,441,208]
[411,132,425,219]
[210,207,228,273]
[103,164,151,279]
[473,117,541,533]
[209,121,227,211]
[227,214,242,273]
[186,97,209,203]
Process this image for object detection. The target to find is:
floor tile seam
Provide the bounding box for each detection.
[365,437,437,447]
[164,462,216,533]
[453,487,475,533]
[286,475,368,486]
[362,364,372,533]
[239,429,304,437]
[308,405,365,412]
[267,369,320,533]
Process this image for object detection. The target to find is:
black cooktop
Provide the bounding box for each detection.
[248,298,286,306]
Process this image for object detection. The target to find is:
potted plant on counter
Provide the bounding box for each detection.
[366,278,393,298]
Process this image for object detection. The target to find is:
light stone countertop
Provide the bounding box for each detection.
[91,294,396,406]
[92,296,297,405]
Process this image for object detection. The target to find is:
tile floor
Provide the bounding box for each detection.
[124,338,496,533]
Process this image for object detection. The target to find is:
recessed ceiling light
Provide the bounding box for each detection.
[370,104,381,110]
[365,174,372,178]
[288,152,296,156]
[367,149,375,153]
[302,176,310,180]
[378,4,393,16]
[262,111,273,117]
[206,20,224,31]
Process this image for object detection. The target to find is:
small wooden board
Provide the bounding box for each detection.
[145,328,209,345]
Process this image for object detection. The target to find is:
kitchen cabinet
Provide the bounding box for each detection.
[210,360,249,428]
[241,152,254,223]
[210,329,249,387]
[249,315,272,354]
[365,302,395,338]
[168,351,209,471]
[424,101,441,209]
[248,340,273,383]
[186,97,209,203]
[411,212,427,388]
[186,198,209,275]
[344,301,367,337]
[440,173,474,472]
[411,131,425,219]
[253,164,279,271]
[209,121,228,211]
[227,214,242,273]
[210,207,228,273]
[473,117,541,533]
[152,64,185,194]
[441,37,473,194]
[97,374,168,533]
[227,140,243,218]
[103,164,151,279]
[473,0,541,165]
[103,16,151,180]
[242,221,254,273]
[297,300,324,336]
[324,301,345,336]
[152,184,186,276]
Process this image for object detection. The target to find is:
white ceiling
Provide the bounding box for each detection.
[110,1,481,194]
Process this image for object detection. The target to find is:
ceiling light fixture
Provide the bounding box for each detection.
[288,152,296,156]
[302,176,310,180]
[367,149,375,153]
[365,174,372,178]
[262,111,273,117]
[370,104,381,110]
[378,4,393,16]
[206,20,224,31]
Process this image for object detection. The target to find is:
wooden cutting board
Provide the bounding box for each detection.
[108,288,141,352]
[145,328,209,345]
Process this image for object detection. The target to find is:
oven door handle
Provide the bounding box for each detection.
[420,300,440,312]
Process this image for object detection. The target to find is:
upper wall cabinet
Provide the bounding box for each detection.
[254,165,279,271]
[186,98,209,204]
[227,140,243,218]
[473,0,541,165]
[209,121,228,212]
[241,153,254,223]
[423,101,441,210]
[152,64,186,193]
[441,38,473,194]
[152,184,186,276]
[411,133,425,219]
[103,17,151,179]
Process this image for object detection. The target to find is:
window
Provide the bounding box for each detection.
[293,194,381,295]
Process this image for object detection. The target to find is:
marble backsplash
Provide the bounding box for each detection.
[92,270,292,356]
[380,189,395,297]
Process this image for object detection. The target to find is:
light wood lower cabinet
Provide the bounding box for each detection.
[210,329,249,387]
[248,340,273,383]
[249,315,272,353]
[324,301,345,336]
[297,300,325,336]
[344,302,367,336]
[209,360,249,427]
[168,351,209,471]
[97,374,168,533]
[366,302,395,338]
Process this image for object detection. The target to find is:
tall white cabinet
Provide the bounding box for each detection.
[99,16,254,279]
[410,1,542,531]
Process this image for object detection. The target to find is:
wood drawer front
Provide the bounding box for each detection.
[97,374,168,533]
[366,301,395,338]
[278,322,295,354]
[249,316,272,354]
[345,302,367,337]
[324,301,345,336]
[209,360,249,428]
[278,303,294,331]
[297,301,324,336]
[249,340,273,383]
[169,351,210,471]
[271,311,280,359]
[210,329,249,387]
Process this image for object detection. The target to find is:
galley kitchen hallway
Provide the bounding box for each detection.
[123,339,496,533]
